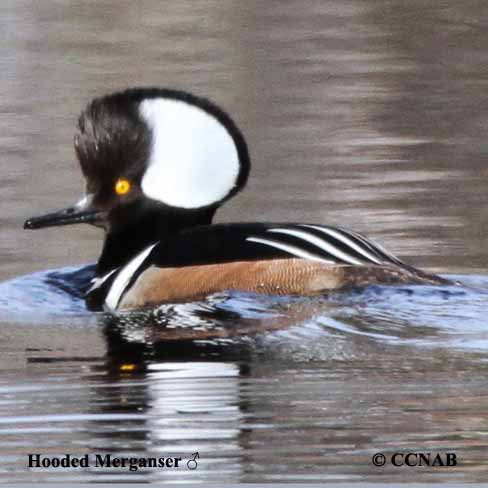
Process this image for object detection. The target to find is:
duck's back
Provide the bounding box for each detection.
[89,223,447,311]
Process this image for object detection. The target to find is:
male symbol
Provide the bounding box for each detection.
[187,452,199,470]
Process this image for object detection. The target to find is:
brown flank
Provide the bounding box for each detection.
[118,258,446,310]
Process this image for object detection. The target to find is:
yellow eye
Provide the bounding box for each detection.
[114,179,131,196]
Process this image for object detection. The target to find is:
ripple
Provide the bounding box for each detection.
[1,266,488,355]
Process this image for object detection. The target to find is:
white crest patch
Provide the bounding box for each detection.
[139,98,240,208]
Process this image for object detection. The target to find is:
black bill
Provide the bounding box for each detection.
[24,196,106,229]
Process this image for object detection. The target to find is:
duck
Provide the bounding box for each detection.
[24,87,449,311]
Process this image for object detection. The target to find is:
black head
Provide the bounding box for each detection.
[24,87,250,235]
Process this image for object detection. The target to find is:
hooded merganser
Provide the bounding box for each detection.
[24,87,448,311]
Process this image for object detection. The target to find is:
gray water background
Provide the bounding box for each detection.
[1,0,488,483]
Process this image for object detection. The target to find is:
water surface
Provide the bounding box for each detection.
[1,0,488,482]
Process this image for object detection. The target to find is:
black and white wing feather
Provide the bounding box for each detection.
[245,224,406,267]
[140,222,407,268]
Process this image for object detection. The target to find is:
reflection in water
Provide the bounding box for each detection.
[147,361,243,482]
[1,273,488,481]
[101,292,329,348]
[86,319,249,482]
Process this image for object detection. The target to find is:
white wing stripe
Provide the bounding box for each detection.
[364,238,404,264]
[105,243,158,311]
[267,228,364,265]
[246,237,334,264]
[301,225,382,264]
[343,228,403,264]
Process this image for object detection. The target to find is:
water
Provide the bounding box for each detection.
[1,0,488,482]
